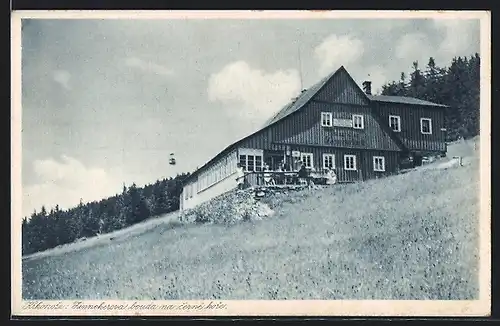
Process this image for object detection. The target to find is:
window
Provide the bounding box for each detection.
[247,155,255,172]
[344,155,357,171]
[420,118,432,134]
[189,184,193,198]
[255,156,263,172]
[239,154,263,172]
[300,153,314,168]
[373,156,385,172]
[322,154,335,169]
[239,155,247,171]
[321,112,333,127]
[389,115,401,132]
[352,115,364,129]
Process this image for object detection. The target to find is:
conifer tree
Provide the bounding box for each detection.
[381,54,480,141]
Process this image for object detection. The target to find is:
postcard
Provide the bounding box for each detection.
[11,10,491,317]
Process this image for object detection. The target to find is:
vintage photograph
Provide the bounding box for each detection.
[12,10,490,316]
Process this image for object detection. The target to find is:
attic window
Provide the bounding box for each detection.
[352,115,364,129]
[321,112,333,127]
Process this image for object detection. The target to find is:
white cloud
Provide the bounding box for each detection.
[314,34,364,76]
[124,57,174,76]
[23,156,125,218]
[433,19,478,59]
[395,32,434,68]
[52,70,71,90]
[207,61,301,123]
[353,65,388,95]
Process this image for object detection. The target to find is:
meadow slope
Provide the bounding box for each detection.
[22,139,481,300]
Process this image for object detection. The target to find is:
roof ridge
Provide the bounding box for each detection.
[183,66,365,183]
[368,94,448,107]
[261,66,343,128]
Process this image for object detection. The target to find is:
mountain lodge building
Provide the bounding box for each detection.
[179,66,448,211]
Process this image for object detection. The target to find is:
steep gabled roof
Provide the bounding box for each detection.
[183,67,348,184]
[184,66,447,184]
[262,68,342,128]
[368,95,448,108]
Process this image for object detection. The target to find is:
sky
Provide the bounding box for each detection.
[19,14,481,218]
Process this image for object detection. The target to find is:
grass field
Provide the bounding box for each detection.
[21,139,481,300]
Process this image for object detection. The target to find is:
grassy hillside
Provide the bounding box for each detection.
[22,140,480,300]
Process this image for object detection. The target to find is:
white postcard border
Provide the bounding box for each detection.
[11,10,492,317]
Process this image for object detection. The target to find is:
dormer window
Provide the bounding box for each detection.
[321,112,333,127]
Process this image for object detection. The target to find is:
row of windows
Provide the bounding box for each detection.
[185,151,387,200]
[301,153,386,172]
[198,153,238,192]
[321,112,364,129]
[321,112,433,135]
[239,154,264,172]
[389,115,433,135]
[184,152,238,200]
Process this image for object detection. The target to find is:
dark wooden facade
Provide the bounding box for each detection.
[372,101,447,154]
[314,68,369,105]
[275,101,401,151]
[238,101,401,152]
[181,65,448,204]
[273,145,400,182]
[234,66,403,183]
[238,68,400,153]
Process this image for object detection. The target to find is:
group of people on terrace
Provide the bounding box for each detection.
[236,158,337,189]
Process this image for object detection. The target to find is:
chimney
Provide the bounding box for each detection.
[362,80,372,95]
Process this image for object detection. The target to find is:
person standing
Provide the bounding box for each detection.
[298,163,308,185]
[236,163,245,190]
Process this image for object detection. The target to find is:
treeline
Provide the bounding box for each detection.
[22,173,189,255]
[380,54,480,141]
